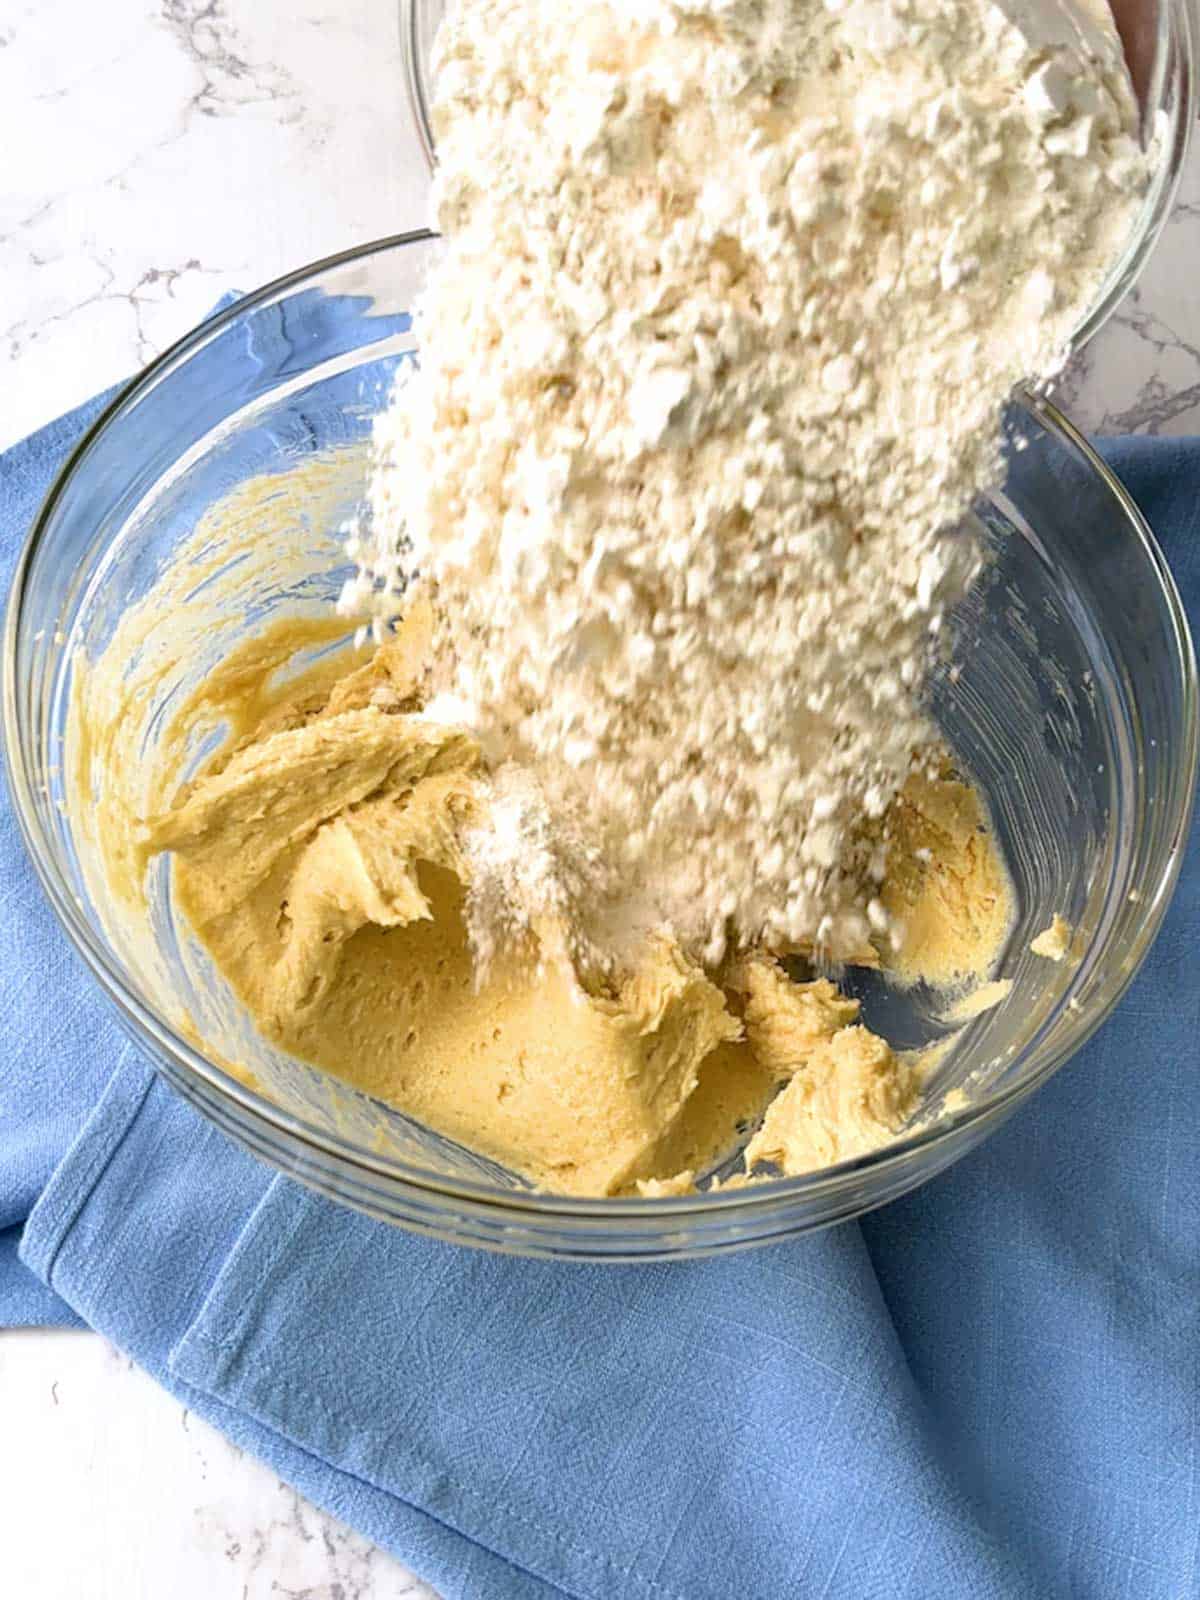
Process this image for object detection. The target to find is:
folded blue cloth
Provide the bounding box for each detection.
[2,378,1198,1598]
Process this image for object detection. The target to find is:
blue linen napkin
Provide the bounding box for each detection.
[2,376,1198,1597]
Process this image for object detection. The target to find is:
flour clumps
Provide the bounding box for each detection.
[352,0,1147,973]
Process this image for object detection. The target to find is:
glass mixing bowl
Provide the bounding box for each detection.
[401,0,1194,354]
[4,233,1197,1259]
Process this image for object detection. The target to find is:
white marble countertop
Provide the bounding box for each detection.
[1,3,1197,1596]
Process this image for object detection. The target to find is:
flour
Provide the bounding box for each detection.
[352,0,1146,973]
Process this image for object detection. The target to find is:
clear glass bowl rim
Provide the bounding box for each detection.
[3,229,1197,1228]
[399,0,1196,356]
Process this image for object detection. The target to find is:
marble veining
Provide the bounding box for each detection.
[1,1,1197,1596]
[0,1331,439,1598]
[1054,154,1200,436]
[0,0,430,449]
[159,0,303,122]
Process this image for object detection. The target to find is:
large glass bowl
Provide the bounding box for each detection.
[4,233,1197,1259]
[401,0,1194,355]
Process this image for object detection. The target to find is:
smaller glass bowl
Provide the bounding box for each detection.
[4,234,1197,1260]
[400,0,1194,355]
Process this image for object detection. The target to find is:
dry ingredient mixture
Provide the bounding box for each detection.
[351,0,1146,975]
[103,0,1147,1195]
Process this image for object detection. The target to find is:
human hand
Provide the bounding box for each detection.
[1106,0,1156,106]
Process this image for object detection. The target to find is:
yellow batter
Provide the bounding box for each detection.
[64,459,1017,1197]
[130,610,1015,1196]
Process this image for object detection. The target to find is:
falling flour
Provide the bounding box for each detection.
[349,0,1147,973]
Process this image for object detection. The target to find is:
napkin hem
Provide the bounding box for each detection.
[16,1070,566,1598]
[17,1064,673,1600]
[20,1058,156,1293]
[169,1181,702,1600]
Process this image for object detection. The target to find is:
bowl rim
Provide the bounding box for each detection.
[4,233,1197,1221]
